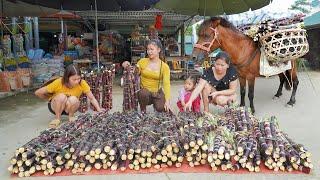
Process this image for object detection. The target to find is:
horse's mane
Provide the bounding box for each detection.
[198,16,240,36]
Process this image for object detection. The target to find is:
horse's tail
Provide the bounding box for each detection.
[284,70,292,91]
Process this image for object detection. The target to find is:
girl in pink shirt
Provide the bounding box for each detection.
[177,76,201,112]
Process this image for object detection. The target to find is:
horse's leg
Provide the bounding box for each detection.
[248,77,256,114]
[274,73,285,99]
[287,69,299,106]
[239,77,246,107]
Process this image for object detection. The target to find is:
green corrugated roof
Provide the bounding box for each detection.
[304,11,320,29]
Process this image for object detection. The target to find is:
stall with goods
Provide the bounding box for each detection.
[0,33,33,92]
[130,25,147,64]
[7,105,312,177]
[164,37,180,56]
[31,57,64,85]
[98,31,126,64]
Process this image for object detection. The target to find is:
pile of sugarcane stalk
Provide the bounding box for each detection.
[7,113,104,177]
[239,14,304,42]
[222,107,261,172]
[8,108,313,177]
[207,127,237,171]
[255,116,313,173]
[126,113,182,170]
[122,65,139,112]
[177,112,212,168]
[79,65,115,112]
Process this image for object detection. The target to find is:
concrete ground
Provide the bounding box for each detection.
[0,71,319,180]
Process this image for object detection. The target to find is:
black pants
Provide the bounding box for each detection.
[48,101,68,115]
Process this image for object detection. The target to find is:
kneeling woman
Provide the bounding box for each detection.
[35,65,104,128]
[123,39,171,112]
[185,51,238,112]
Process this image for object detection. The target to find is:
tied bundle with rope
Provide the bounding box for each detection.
[79,65,115,113]
[122,65,140,112]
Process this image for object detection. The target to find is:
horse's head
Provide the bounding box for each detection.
[192,17,228,63]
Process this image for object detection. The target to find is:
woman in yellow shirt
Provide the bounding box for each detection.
[123,39,171,112]
[35,65,103,128]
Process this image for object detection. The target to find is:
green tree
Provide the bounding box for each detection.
[185,24,200,36]
[185,26,192,36]
[311,0,320,6]
[289,0,312,14]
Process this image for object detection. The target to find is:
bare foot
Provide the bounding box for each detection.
[69,116,77,122]
[49,119,61,128]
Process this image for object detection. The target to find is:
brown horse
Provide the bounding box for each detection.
[192,17,299,113]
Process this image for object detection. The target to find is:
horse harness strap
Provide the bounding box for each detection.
[235,48,259,69]
[194,27,221,53]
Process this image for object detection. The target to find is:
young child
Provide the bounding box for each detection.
[177,76,201,112]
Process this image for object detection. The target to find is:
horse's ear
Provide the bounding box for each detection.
[211,19,221,28]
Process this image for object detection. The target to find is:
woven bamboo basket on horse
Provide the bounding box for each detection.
[259,28,309,64]
[192,17,309,113]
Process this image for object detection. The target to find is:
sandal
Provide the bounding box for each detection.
[49,119,61,128]
[69,116,77,122]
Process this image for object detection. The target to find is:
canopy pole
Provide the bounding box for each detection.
[180,23,185,56]
[12,17,17,56]
[24,17,31,52]
[94,0,100,72]
[1,0,3,40]
[33,17,39,49]
[60,18,64,34]
[203,0,206,19]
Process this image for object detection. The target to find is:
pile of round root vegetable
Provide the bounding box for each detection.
[8,106,312,177]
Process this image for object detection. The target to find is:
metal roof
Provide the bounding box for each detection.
[1,1,191,35]
[76,9,191,35]
[304,11,320,29]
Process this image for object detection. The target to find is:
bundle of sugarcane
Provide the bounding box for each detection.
[8,113,104,177]
[206,127,237,171]
[239,14,304,42]
[255,116,313,173]
[83,72,101,111]
[217,106,260,172]
[224,106,255,132]
[48,113,106,175]
[125,112,182,170]
[176,112,209,167]
[122,65,139,112]
[79,66,115,112]
[102,65,115,111]
[156,113,185,169]
[200,112,219,132]
[127,130,156,170]
[8,128,57,177]
[79,71,97,112]
[232,131,260,172]
[79,73,89,113]
[68,112,133,173]
[79,94,88,113]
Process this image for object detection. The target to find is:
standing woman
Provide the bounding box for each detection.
[123,39,171,112]
[185,51,238,112]
[35,65,104,128]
